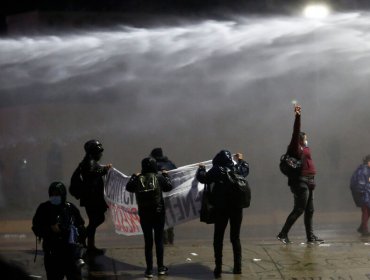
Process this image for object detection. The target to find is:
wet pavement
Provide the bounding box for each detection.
[1,211,370,280]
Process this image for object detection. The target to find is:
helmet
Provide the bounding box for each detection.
[48,181,67,203]
[84,139,104,155]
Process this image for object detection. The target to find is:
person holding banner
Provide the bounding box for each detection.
[126,157,173,278]
[197,150,249,278]
[78,140,112,255]
[150,147,177,245]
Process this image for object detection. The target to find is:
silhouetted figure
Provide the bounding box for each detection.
[350,155,370,237]
[126,157,173,278]
[75,140,112,255]
[277,104,323,244]
[32,182,85,280]
[150,147,176,245]
[196,150,249,278]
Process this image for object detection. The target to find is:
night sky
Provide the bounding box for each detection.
[2,0,370,15]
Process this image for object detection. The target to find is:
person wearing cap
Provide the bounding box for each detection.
[350,155,370,237]
[78,139,112,255]
[150,147,177,245]
[32,182,85,280]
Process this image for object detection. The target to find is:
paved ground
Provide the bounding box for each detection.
[1,211,370,279]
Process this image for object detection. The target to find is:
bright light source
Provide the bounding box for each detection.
[303,3,330,19]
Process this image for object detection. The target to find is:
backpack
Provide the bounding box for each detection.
[279,154,302,177]
[135,173,161,208]
[69,165,84,200]
[226,170,251,208]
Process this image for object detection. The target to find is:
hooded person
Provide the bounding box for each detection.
[150,147,177,245]
[126,157,173,278]
[32,182,85,280]
[350,155,370,236]
[196,150,249,278]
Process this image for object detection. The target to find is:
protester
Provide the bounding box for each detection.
[277,104,323,244]
[126,157,173,278]
[150,147,177,245]
[196,150,249,278]
[350,155,370,237]
[76,139,112,255]
[32,182,85,280]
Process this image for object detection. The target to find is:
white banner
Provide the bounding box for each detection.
[104,160,212,236]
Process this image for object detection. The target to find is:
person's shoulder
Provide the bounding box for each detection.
[35,201,52,213]
[39,201,51,208]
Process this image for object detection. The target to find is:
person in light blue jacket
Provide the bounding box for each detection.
[350,155,370,236]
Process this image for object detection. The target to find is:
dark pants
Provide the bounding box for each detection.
[213,207,243,271]
[360,205,370,232]
[44,247,81,280]
[85,205,106,246]
[140,213,165,270]
[281,178,314,239]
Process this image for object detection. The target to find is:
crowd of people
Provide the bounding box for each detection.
[29,104,370,279]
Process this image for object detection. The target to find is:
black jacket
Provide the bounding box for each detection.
[32,201,85,252]
[126,172,172,217]
[79,156,109,208]
[196,150,249,209]
[155,157,177,171]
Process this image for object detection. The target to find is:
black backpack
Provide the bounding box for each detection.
[279,154,302,177]
[226,170,251,208]
[69,165,84,200]
[135,173,161,208]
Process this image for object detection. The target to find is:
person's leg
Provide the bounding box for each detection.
[65,248,82,280]
[154,214,165,268]
[44,252,64,280]
[85,206,106,253]
[279,183,309,241]
[229,208,243,274]
[140,216,154,275]
[213,209,229,277]
[304,188,314,239]
[361,205,370,233]
[304,187,324,242]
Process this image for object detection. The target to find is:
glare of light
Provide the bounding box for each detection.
[303,3,331,19]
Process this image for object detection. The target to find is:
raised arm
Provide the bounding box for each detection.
[287,105,301,158]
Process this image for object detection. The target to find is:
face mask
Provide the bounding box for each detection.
[49,196,62,205]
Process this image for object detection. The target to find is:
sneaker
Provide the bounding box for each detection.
[158,266,168,275]
[277,233,292,244]
[145,269,153,278]
[307,235,324,244]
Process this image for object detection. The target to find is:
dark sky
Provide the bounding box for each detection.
[3,0,370,15]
